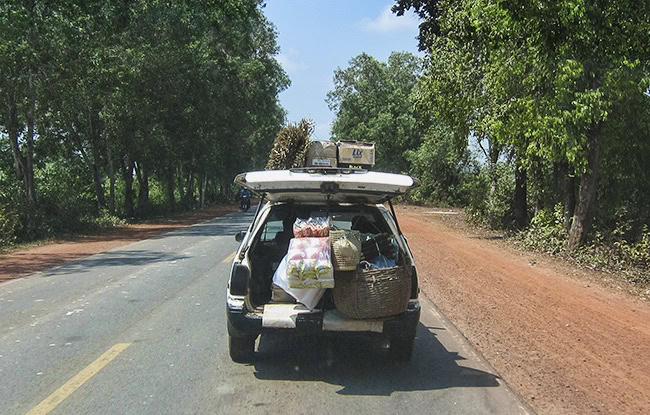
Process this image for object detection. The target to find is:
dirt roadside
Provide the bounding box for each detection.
[0,205,237,283]
[397,206,650,415]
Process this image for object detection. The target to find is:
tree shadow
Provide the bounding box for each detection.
[0,210,254,282]
[40,250,190,276]
[252,322,500,396]
[151,212,254,239]
[469,235,505,241]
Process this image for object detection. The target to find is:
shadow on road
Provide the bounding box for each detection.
[153,212,254,239]
[0,209,253,282]
[40,250,190,276]
[252,322,500,395]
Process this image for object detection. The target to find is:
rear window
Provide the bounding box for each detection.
[260,204,393,236]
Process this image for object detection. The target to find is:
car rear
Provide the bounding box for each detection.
[226,169,420,362]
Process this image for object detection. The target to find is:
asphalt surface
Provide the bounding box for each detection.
[0,210,530,415]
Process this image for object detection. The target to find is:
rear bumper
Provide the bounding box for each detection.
[226,300,420,338]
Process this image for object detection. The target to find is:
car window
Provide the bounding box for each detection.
[294,206,388,234]
[257,204,392,244]
[259,214,286,242]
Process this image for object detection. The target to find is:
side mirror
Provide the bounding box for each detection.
[235,231,246,242]
[230,264,250,296]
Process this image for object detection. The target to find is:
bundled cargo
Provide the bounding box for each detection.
[272,256,326,310]
[336,141,376,169]
[293,217,329,237]
[286,237,334,289]
[304,140,337,168]
[266,119,313,170]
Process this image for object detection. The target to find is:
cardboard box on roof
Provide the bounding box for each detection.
[336,141,375,167]
[304,140,338,168]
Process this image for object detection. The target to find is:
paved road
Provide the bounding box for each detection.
[0,211,530,415]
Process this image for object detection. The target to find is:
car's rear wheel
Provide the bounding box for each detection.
[388,335,415,361]
[229,335,256,363]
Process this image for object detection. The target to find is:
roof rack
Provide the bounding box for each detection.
[289,167,368,175]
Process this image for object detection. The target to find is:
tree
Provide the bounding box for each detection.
[396,0,650,248]
[327,52,424,174]
[0,0,289,243]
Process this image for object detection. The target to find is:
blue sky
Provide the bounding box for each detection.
[262,1,422,140]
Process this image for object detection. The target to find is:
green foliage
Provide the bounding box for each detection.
[518,206,650,283]
[518,204,568,255]
[0,201,19,247]
[398,0,650,251]
[465,163,515,229]
[405,125,478,205]
[1,0,288,243]
[327,52,424,173]
[80,209,127,230]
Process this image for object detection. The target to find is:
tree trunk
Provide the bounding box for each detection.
[488,139,501,196]
[532,158,544,214]
[199,172,207,207]
[22,3,37,204]
[513,161,528,229]
[106,136,116,214]
[123,156,135,217]
[75,134,106,212]
[568,124,602,250]
[185,169,194,208]
[91,162,106,211]
[136,163,150,216]
[167,168,176,212]
[564,171,576,230]
[4,92,26,183]
[25,68,37,204]
[86,110,106,210]
[552,161,562,205]
[177,165,185,204]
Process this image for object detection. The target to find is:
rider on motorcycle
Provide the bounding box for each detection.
[238,188,252,210]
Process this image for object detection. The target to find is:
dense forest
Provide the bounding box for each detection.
[328,0,649,277]
[0,0,287,245]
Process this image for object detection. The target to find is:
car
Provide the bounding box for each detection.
[226,167,421,363]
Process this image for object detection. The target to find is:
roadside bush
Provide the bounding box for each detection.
[622,226,650,268]
[0,203,19,247]
[572,225,650,284]
[0,171,20,247]
[80,209,127,230]
[514,205,650,284]
[15,201,54,241]
[33,161,96,234]
[517,204,567,254]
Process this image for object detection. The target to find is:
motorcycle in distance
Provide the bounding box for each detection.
[238,189,252,212]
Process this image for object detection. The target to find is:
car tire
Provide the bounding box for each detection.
[229,335,256,363]
[388,335,415,361]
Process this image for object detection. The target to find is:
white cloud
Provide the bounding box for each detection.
[276,49,308,74]
[360,4,419,33]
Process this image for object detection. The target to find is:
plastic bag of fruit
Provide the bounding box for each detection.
[293,217,329,238]
[286,237,334,289]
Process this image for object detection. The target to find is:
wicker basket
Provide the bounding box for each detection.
[333,264,411,319]
[330,230,361,271]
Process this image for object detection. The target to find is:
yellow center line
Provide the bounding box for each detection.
[222,251,237,263]
[26,343,131,415]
